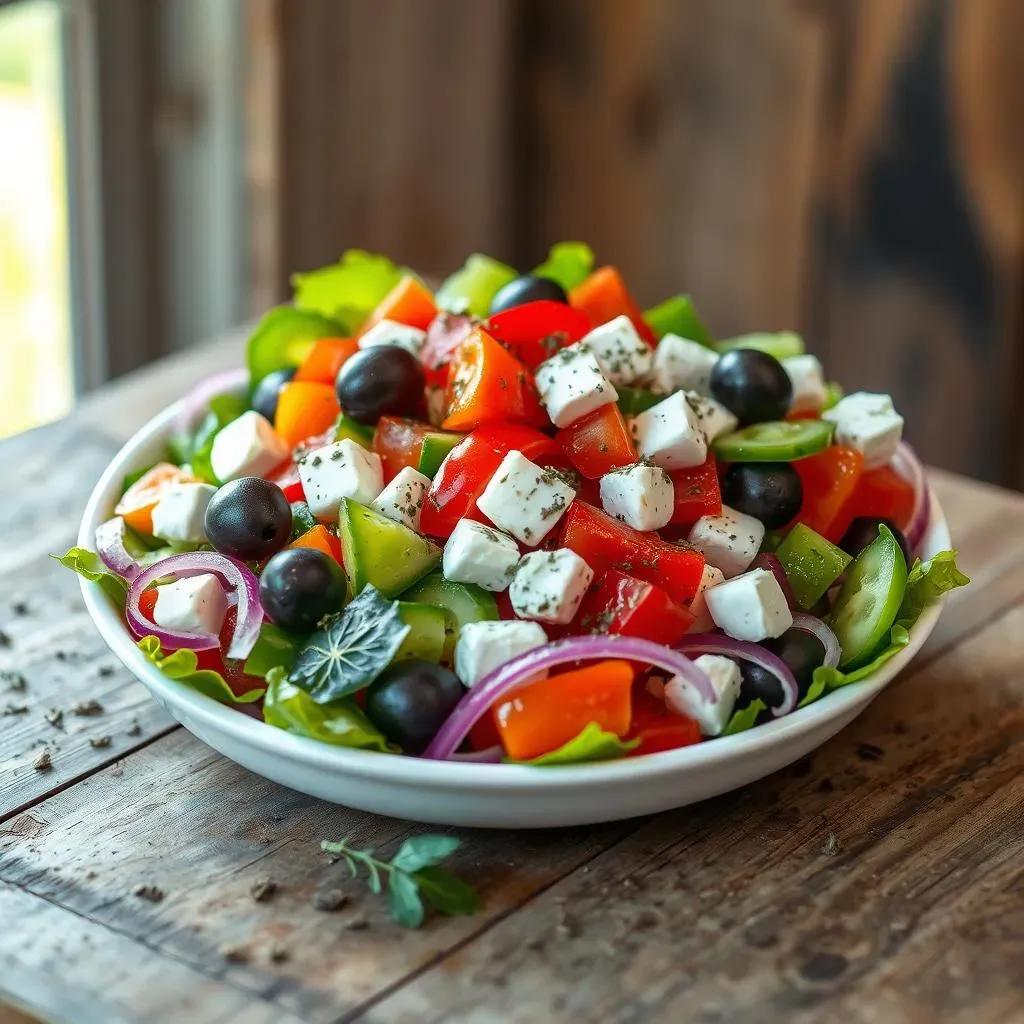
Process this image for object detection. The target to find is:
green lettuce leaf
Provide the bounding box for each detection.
[435,253,517,317]
[532,241,594,291]
[52,547,128,604]
[643,294,714,347]
[291,250,406,328]
[724,700,766,735]
[137,635,265,704]
[243,623,301,678]
[247,305,348,387]
[263,668,395,751]
[510,722,639,766]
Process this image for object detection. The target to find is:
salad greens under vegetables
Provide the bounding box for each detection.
[60,245,968,766]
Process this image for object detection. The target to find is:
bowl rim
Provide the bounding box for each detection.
[78,398,950,791]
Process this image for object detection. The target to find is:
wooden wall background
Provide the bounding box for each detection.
[245,0,1024,487]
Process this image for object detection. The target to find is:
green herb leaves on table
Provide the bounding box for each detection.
[320,835,481,929]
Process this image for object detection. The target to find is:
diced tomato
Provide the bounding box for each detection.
[487,300,591,369]
[419,423,562,539]
[559,501,705,607]
[267,461,304,502]
[626,689,701,756]
[831,464,916,539]
[115,463,198,535]
[793,446,864,542]
[274,381,340,449]
[442,327,547,431]
[288,524,343,565]
[294,337,359,384]
[493,660,634,761]
[569,266,656,344]
[669,455,722,525]
[359,275,437,336]
[573,569,694,645]
[468,713,503,753]
[420,312,476,387]
[372,416,434,482]
[556,404,636,479]
[138,587,158,620]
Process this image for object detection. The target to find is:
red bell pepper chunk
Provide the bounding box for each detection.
[831,464,916,539]
[487,300,592,369]
[793,446,864,542]
[559,501,705,607]
[626,689,702,756]
[669,455,722,525]
[372,416,434,483]
[573,568,694,645]
[556,403,636,479]
[569,266,656,344]
[442,327,547,431]
[267,461,305,503]
[419,423,562,539]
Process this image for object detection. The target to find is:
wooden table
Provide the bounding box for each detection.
[3,335,1024,1024]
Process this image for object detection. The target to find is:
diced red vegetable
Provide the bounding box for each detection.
[626,689,701,756]
[832,464,916,538]
[573,569,694,645]
[669,455,722,525]
[569,266,656,344]
[556,404,636,479]
[793,446,864,542]
[372,416,434,482]
[419,312,476,386]
[487,300,591,369]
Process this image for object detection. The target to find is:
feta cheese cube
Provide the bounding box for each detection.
[599,463,674,532]
[783,354,827,414]
[705,567,793,642]
[153,573,228,636]
[535,343,618,428]
[687,563,725,632]
[509,548,594,624]
[581,314,652,386]
[209,411,289,483]
[297,438,384,520]
[442,519,521,592]
[455,619,548,688]
[687,505,765,578]
[371,466,430,531]
[665,654,742,736]
[150,483,217,544]
[823,392,904,468]
[632,391,708,470]
[357,318,427,357]
[684,391,738,443]
[650,334,719,395]
[476,450,576,545]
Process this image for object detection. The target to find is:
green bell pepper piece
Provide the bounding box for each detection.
[775,523,852,610]
[643,294,714,347]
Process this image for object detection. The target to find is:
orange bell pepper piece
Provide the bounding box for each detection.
[793,446,864,541]
[569,266,656,344]
[115,463,198,535]
[493,660,635,761]
[359,275,437,336]
[274,381,340,449]
[442,326,547,431]
[294,337,359,385]
[288,524,343,565]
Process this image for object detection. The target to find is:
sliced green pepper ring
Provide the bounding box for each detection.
[712,419,834,462]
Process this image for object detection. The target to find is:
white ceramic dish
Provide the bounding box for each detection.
[78,400,950,828]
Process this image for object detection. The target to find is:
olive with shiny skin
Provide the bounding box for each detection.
[364,659,464,754]
[489,274,568,315]
[259,547,347,633]
[250,367,295,423]
[205,476,292,560]
[722,462,803,529]
[334,346,425,425]
[709,349,793,424]
[738,628,826,712]
[840,516,912,565]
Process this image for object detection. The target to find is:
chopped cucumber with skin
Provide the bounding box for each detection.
[398,573,499,662]
[616,386,662,417]
[395,602,448,663]
[435,254,517,318]
[776,523,852,610]
[418,432,464,479]
[334,414,375,449]
[823,381,844,410]
[713,420,833,462]
[643,294,714,347]
[714,331,805,361]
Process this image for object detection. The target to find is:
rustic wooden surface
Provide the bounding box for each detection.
[3,337,1024,1024]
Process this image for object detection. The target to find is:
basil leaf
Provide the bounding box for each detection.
[263,668,395,751]
[413,865,482,917]
[288,586,410,703]
[137,636,264,704]
[532,241,594,291]
[387,871,426,929]
[724,700,766,735]
[291,250,407,327]
[52,547,128,604]
[391,835,461,873]
[510,722,639,766]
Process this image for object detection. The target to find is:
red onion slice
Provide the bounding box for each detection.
[751,553,797,610]
[449,746,504,764]
[172,368,249,433]
[422,635,716,762]
[95,516,143,582]
[676,634,799,717]
[791,612,841,669]
[125,551,263,660]
[890,442,930,554]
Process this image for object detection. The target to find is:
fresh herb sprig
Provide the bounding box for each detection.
[321,835,480,928]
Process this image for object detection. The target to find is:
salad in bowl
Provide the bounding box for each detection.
[60,244,968,769]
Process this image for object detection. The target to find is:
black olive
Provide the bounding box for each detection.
[709,349,793,424]
[259,547,347,633]
[737,629,826,713]
[840,516,912,564]
[204,477,292,560]
[489,274,568,315]
[722,462,803,529]
[250,368,295,424]
[364,659,464,754]
[334,347,426,425]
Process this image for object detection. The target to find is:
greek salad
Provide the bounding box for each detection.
[60,244,968,765]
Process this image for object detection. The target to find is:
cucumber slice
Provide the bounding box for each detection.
[338,499,441,598]
[617,386,661,417]
[776,523,852,610]
[289,501,317,540]
[395,602,447,663]
[714,331,805,360]
[334,413,374,449]
[399,572,499,661]
[418,431,464,479]
[830,525,907,669]
[713,420,833,462]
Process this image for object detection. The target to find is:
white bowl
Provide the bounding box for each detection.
[78,400,950,828]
